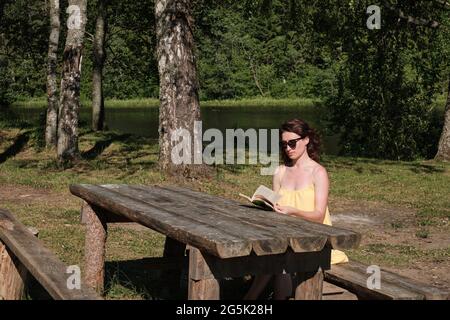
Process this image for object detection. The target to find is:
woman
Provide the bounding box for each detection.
[244,118,348,300]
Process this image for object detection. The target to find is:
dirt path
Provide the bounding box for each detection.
[330,198,450,291]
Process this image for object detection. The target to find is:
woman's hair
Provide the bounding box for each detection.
[279,118,321,164]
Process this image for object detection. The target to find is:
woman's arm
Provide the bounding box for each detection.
[274,165,329,223]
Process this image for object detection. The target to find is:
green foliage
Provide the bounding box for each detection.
[0,0,48,105]
[325,0,449,160]
[194,0,336,100]
[80,0,159,100]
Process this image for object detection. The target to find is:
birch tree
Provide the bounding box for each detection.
[45,0,60,147]
[155,0,201,173]
[57,0,87,162]
[92,0,107,131]
[435,79,450,160]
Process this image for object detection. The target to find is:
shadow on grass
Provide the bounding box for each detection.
[323,156,445,174]
[104,257,252,300]
[105,258,188,300]
[81,132,158,160]
[0,132,30,164]
[81,138,115,160]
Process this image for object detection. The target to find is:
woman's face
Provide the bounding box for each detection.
[281,131,309,161]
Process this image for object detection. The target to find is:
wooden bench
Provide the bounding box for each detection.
[0,208,102,300]
[70,184,361,300]
[324,260,449,300]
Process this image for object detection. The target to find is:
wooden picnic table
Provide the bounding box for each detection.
[70,184,361,300]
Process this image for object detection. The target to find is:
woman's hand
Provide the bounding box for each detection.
[274,203,298,216]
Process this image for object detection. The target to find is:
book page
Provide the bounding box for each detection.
[238,193,253,203]
[253,185,281,206]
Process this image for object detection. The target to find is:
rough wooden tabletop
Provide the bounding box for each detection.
[70,184,361,259]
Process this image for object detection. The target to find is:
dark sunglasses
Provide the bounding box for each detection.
[280,137,302,149]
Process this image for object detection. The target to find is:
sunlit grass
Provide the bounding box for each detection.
[200,97,320,108]
[12,96,320,109]
[347,244,450,268]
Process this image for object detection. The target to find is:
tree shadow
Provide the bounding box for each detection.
[322,156,445,175]
[0,132,29,164]
[407,163,445,174]
[80,132,158,160]
[104,257,188,300]
[81,137,115,160]
[103,257,252,300]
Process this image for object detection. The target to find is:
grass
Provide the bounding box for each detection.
[11,94,446,110]
[0,125,449,299]
[347,244,450,268]
[11,96,321,110]
[11,97,160,109]
[200,97,319,108]
[323,156,450,221]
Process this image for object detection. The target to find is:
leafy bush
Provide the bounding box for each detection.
[325,1,448,160]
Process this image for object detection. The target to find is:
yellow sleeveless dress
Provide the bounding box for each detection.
[278,184,349,264]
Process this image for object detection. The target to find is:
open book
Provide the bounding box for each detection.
[239,185,282,210]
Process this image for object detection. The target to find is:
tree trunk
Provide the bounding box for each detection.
[45,0,60,148]
[92,0,107,132]
[155,0,201,173]
[57,0,87,162]
[435,79,450,161]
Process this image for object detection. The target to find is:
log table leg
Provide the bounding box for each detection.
[82,202,107,294]
[294,268,324,300]
[188,247,220,300]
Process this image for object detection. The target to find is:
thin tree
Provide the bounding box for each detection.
[92,0,107,131]
[57,0,87,162]
[436,79,450,160]
[155,0,201,173]
[45,0,60,148]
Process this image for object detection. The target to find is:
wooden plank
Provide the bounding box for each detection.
[0,227,38,300]
[0,241,28,300]
[70,184,252,258]
[188,247,331,281]
[82,202,107,294]
[162,185,360,250]
[115,185,290,255]
[326,260,448,300]
[188,247,220,300]
[324,261,425,300]
[132,184,329,253]
[0,209,101,300]
[322,282,358,300]
[165,185,360,250]
[141,185,328,253]
[294,268,324,300]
